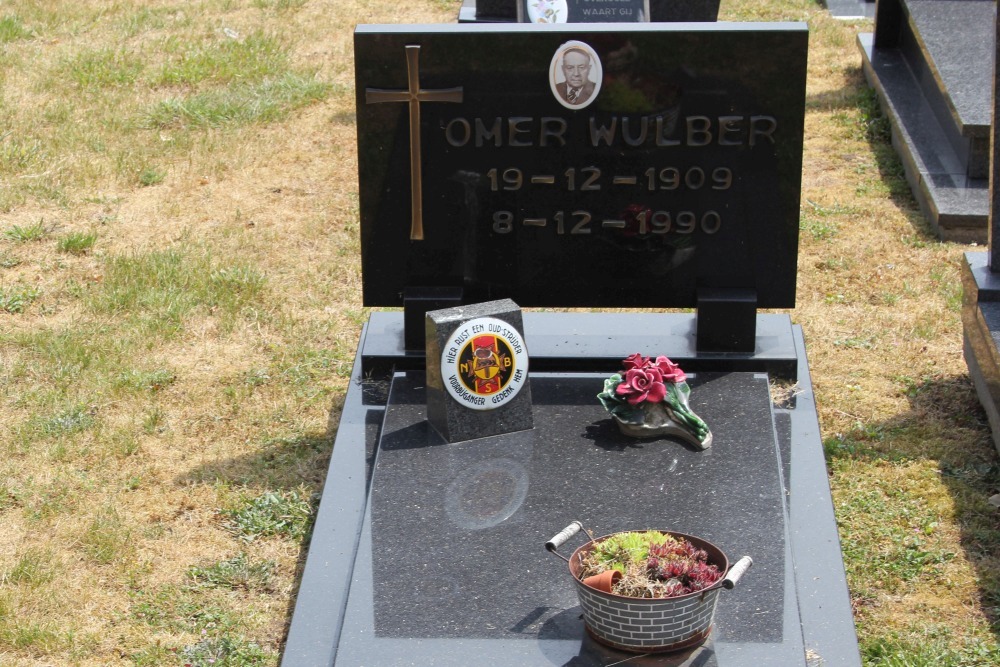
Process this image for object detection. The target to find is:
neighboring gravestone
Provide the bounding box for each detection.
[460,0,720,23]
[517,0,649,23]
[426,298,533,441]
[282,21,860,667]
[962,7,1000,455]
[859,0,993,241]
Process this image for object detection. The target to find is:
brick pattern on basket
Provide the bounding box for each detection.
[573,579,721,651]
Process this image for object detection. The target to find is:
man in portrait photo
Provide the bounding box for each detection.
[557,47,596,106]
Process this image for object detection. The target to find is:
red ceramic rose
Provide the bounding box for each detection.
[616,367,667,405]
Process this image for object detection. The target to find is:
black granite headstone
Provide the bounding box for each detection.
[426,298,534,441]
[355,24,806,313]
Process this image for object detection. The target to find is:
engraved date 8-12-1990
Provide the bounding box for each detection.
[491,209,722,235]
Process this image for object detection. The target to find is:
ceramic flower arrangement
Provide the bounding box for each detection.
[597,353,712,449]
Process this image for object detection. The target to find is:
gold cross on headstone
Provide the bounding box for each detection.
[366,45,464,241]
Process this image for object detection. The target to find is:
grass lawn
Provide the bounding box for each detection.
[0,0,998,665]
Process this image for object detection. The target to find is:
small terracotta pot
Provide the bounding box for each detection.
[582,569,621,593]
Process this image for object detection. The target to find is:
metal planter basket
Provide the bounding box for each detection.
[546,522,752,653]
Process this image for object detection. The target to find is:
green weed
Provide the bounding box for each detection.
[0,15,32,42]
[801,215,838,240]
[180,635,272,667]
[141,406,165,435]
[857,87,892,145]
[242,368,270,387]
[137,166,165,187]
[253,0,308,9]
[57,231,97,255]
[4,220,47,242]
[837,477,956,593]
[210,265,268,300]
[130,584,245,635]
[2,548,56,586]
[221,488,315,542]
[0,284,40,313]
[188,553,275,591]
[39,405,95,436]
[118,6,187,39]
[114,368,175,393]
[0,620,67,653]
[833,335,876,349]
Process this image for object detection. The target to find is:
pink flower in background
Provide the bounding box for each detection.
[622,352,648,370]
[652,355,686,383]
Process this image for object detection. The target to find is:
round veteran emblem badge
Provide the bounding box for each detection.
[440,317,529,411]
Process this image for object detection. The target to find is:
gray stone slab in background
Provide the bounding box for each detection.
[859,0,994,240]
[824,0,875,20]
[860,31,989,241]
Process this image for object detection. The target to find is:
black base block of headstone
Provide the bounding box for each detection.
[404,286,464,351]
[696,288,757,353]
[858,0,992,241]
[962,252,1000,456]
[425,299,533,442]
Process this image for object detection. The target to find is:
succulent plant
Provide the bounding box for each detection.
[580,530,722,598]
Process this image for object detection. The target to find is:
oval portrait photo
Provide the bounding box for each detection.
[549,40,602,110]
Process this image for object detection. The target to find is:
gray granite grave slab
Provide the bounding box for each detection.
[336,371,794,665]
[859,0,994,240]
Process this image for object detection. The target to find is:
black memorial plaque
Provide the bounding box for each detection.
[517,0,650,23]
[355,24,807,310]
